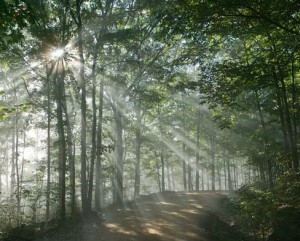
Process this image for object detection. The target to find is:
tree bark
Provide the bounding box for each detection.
[115,105,124,208]
[75,0,88,214]
[95,80,104,212]
[291,56,299,170]
[11,117,16,199]
[52,61,67,220]
[88,41,101,212]
[15,113,20,213]
[195,111,200,191]
[211,133,216,191]
[182,142,187,191]
[134,97,142,198]
[255,90,272,186]
[46,65,51,221]
[226,156,233,191]
[155,151,161,192]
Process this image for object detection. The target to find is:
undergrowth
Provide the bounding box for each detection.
[233,171,300,241]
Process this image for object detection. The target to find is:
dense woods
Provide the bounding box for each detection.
[0,1,299,241]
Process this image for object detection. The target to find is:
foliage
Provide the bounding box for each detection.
[235,171,300,241]
[0,224,36,241]
[0,0,33,49]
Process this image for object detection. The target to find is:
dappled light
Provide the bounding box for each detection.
[90,192,230,241]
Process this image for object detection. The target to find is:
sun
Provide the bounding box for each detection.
[50,48,66,60]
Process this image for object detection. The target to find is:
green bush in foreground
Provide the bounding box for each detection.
[234,171,300,241]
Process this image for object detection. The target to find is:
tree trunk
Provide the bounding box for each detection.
[279,76,298,169]
[75,0,88,214]
[195,111,200,191]
[114,105,124,208]
[155,151,161,192]
[53,62,67,220]
[255,90,270,185]
[11,117,16,199]
[134,97,142,198]
[182,143,187,191]
[274,78,290,161]
[211,133,215,191]
[217,159,221,190]
[15,113,20,213]
[226,157,233,191]
[87,42,100,212]
[291,56,299,170]
[161,150,165,192]
[269,35,297,169]
[95,80,104,212]
[233,158,237,189]
[188,159,192,191]
[46,66,51,221]
[167,161,171,191]
[223,158,227,190]
[66,116,75,214]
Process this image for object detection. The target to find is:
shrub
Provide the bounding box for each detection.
[234,171,300,241]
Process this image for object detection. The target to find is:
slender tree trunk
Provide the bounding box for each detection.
[66,118,75,214]
[157,104,165,192]
[188,159,192,191]
[195,111,200,191]
[134,97,142,198]
[217,159,221,190]
[62,98,75,215]
[11,118,16,199]
[211,134,215,191]
[206,166,210,190]
[182,143,187,191]
[15,114,20,213]
[226,157,233,191]
[274,79,290,159]
[46,66,51,221]
[20,134,26,213]
[114,105,124,208]
[171,165,176,190]
[291,56,299,170]
[167,161,171,190]
[87,43,100,212]
[255,90,271,185]
[161,150,165,192]
[110,88,124,208]
[269,35,297,168]
[233,158,237,189]
[53,62,67,220]
[155,151,161,192]
[224,158,227,190]
[75,0,88,214]
[95,80,104,212]
[279,76,298,169]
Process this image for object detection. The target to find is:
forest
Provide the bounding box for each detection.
[0,0,299,241]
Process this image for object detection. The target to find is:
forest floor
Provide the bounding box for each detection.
[40,191,243,241]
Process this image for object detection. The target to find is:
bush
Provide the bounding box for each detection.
[234,171,300,241]
[0,224,36,241]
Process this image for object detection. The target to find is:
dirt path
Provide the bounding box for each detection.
[79,191,234,241]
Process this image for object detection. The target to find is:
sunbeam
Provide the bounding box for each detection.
[50,48,65,60]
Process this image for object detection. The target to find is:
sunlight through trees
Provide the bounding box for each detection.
[0,1,299,241]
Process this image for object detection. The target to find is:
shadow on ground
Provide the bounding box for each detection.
[30,191,243,241]
[78,191,238,241]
